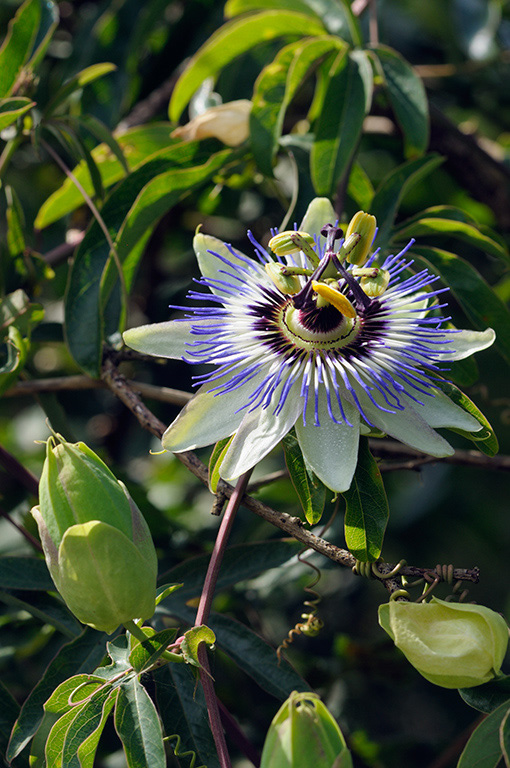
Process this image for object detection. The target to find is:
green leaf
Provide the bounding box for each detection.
[433,378,499,456]
[370,154,444,251]
[60,686,116,768]
[7,628,109,761]
[251,36,343,176]
[458,699,510,768]
[311,49,372,197]
[0,680,20,765]
[0,589,82,637]
[64,143,232,376]
[128,628,178,673]
[180,625,216,667]
[44,63,117,116]
[283,431,327,524]
[208,435,234,492]
[155,583,183,606]
[169,11,326,122]
[501,708,510,768]
[115,678,166,768]
[460,676,510,714]
[393,212,510,266]
[373,44,429,157]
[342,437,389,562]
[0,97,35,132]
[409,246,510,366]
[5,184,26,256]
[0,557,54,591]
[156,664,220,768]
[346,161,374,210]
[0,0,41,98]
[28,0,59,69]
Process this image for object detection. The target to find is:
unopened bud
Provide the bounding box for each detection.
[360,268,390,297]
[265,263,302,295]
[344,211,376,266]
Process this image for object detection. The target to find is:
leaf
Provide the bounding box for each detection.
[156,664,220,768]
[460,676,510,714]
[5,184,26,256]
[60,686,116,768]
[44,63,117,116]
[370,154,444,251]
[8,628,109,761]
[115,678,166,768]
[373,44,429,157]
[409,246,510,366]
[128,628,178,673]
[0,589,82,637]
[0,557,54,591]
[0,0,41,98]
[35,124,177,228]
[501,708,510,768]
[458,700,510,768]
[311,49,372,197]
[250,36,343,176]
[180,625,216,667]
[208,435,234,492]
[169,11,326,122]
[64,143,233,376]
[155,583,183,606]
[283,431,327,524]
[342,437,389,562]
[28,0,59,69]
[346,161,374,210]
[0,97,35,133]
[433,378,499,456]
[0,680,20,764]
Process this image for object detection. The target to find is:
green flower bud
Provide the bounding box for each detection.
[265,262,302,295]
[260,691,353,768]
[32,436,157,634]
[378,597,509,689]
[344,211,376,266]
[360,268,390,297]
[268,231,315,257]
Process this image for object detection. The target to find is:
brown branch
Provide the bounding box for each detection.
[370,439,510,472]
[100,354,479,588]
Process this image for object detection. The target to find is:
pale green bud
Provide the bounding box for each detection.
[344,211,376,266]
[268,231,315,258]
[379,597,509,689]
[360,268,390,297]
[265,262,302,295]
[261,691,353,768]
[32,436,157,634]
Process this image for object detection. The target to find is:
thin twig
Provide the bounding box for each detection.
[0,444,39,496]
[0,504,42,552]
[197,644,232,768]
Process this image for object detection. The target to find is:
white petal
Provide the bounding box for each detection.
[162,371,267,452]
[123,321,197,359]
[436,328,495,361]
[219,385,302,481]
[295,390,360,492]
[193,232,264,288]
[356,388,455,457]
[403,388,481,432]
[299,197,336,239]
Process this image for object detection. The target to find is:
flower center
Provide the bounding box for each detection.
[278,302,361,351]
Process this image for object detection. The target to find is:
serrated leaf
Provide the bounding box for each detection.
[434,378,498,456]
[115,678,166,768]
[458,700,510,768]
[283,431,327,524]
[0,0,41,98]
[311,49,372,197]
[129,628,178,673]
[180,625,216,667]
[208,435,234,492]
[169,11,326,122]
[370,154,444,251]
[342,437,389,562]
[374,44,429,157]
[251,36,343,176]
[8,628,109,761]
[0,97,35,133]
[44,63,117,116]
[409,246,510,366]
[0,557,54,591]
[460,676,510,714]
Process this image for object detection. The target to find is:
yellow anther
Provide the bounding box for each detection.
[360,268,390,297]
[268,230,315,257]
[344,211,377,266]
[265,262,302,295]
[311,281,357,318]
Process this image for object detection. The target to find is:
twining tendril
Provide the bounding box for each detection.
[164,734,206,768]
[277,555,323,662]
[352,558,407,580]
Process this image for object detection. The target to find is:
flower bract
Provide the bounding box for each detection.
[123,198,495,492]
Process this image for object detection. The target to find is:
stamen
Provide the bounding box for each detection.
[311,282,357,319]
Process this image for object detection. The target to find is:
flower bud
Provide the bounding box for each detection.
[265,262,302,295]
[260,691,353,768]
[268,231,315,258]
[32,436,157,634]
[360,268,390,297]
[344,211,376,266]
[378,597,509,689]
[171,99,251,147]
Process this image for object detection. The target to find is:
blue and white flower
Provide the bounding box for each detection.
[123,198,495,492]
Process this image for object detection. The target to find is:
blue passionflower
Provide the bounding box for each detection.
[123,198,494,492]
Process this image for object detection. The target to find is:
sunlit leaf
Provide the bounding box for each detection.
[283,431,327,524]
[115,678,166,768]
[180,625,216,667]
[128,628,178,672]
[44,63,117,116]
[0,97,35,133]
[0,0,41,98]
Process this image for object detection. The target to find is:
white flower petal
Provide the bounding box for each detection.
[219,385,302,481]
[123,321,198,359]
[295,390,360,492]
[436,328,495,361]
[356,389,455,457]
[299,197,337,239]
[403,388,481,432]
[162,371,267,452]
[193,232,264,289]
